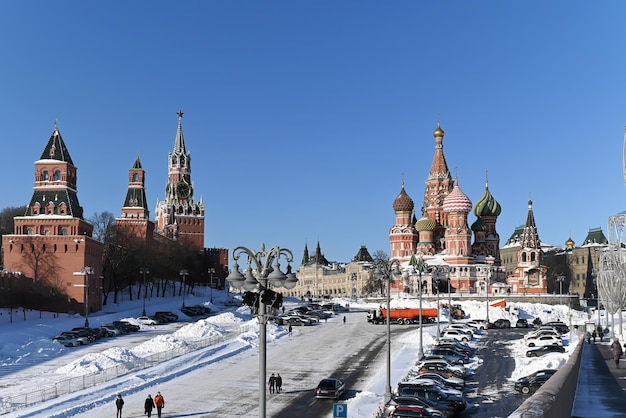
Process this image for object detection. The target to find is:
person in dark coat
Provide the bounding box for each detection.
[115,394,124,418]
[268,373,277,393]
[276,373,283,393]
[611,338,623,368]
[144,394,156,417]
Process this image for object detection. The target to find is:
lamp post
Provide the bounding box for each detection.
[430,265,450,340]
[140,267,149,316]
[73,266,94,327]
[208,267,216,303]
[410,255,427,359]
[225,244,298,418]
[556,274,565,305]
[373,257,401,404]
[179,270,189,308]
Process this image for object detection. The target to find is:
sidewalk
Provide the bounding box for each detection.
[571,338,626,417]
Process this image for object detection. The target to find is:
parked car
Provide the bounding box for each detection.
[430,348,471,364]
[60,331,91,345]
[389,405,438,418]
[526,345,566,357]
[409,372,465,391]
[286,316,311,326]
[384,396,453,418]
[416,362,465,379]
[516,318,531,328]
[544,321,570,334]
[514,369,558,394]
[398,379,464,398]
[52,334,81,347]
[464,319,488,330]
[434,339,475,357]
[137,316,160,325]
[488,319,511,329]
[525,335,563,348]
[393,385,466,413]
[315,378,345,399]
[154,311,179,322]
[223,299,241,307]
[439,329,471,342]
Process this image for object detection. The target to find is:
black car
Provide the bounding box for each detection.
[526,345,566,357]
[514,369,557,394]
[315,378,345,399]
[544,321,570,334]
[516,318,531,328]
[393,385,466,413]
[488,319,511,329]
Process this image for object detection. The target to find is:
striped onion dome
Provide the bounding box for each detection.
[393,184,414,212]
[443,181,472,213]
[473,183,502,217]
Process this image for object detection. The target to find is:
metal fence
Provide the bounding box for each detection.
[0,324,249,415]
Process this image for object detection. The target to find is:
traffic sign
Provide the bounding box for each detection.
[333,403,347,418]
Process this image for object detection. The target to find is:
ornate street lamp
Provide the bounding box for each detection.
[140,267,150,316]
[179,270,189,308]
[372,258,401,404]
[556,274,566,305]
[225,244,297,418]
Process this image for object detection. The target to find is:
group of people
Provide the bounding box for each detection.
[115,391,165,418]
[268,373,283,393]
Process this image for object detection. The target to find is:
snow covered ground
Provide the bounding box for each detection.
[0,287,606,418]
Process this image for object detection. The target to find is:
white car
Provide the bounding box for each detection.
[525,335,563,347]
[137,316,160,326]
[440,329,471,342]
[447,323,477,335]
[524,330,559,341]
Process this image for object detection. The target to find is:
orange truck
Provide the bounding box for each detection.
[367,307,439,325]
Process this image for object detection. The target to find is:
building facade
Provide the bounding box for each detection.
[2,123,104,314]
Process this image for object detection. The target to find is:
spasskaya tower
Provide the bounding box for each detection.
[154,111,205,248]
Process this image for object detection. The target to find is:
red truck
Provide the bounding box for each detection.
[367,307,439,325]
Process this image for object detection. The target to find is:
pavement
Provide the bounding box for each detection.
[571,337,626,417]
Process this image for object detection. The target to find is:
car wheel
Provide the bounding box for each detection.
[521,386,531,394]
[528,343,535,347]
[462,337,469,342]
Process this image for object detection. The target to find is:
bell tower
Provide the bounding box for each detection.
[154,112,205,248]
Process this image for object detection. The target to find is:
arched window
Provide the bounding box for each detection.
[53,170,61,181]
[180,155,186,166]
[132,173,139,182]
[27,228,34,235]
[41,170,49,181]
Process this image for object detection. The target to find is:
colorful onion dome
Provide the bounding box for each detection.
[443,181,472,213]
[415,213,436,231]
[471,218,487,232]
[393,184,414,212]
[473,182,502,217]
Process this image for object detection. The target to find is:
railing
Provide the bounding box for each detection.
[0,324,249,415]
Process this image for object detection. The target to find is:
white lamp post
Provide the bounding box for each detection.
[373,257,401,404]
[225,244,298,418]
[430,265,450,340]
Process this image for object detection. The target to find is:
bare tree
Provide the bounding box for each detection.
[372,250,388,261]
[89,211,116,243]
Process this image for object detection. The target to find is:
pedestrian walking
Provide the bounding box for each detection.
[343,315,346,324]
[268,373,277,394]
[154,391,165,418]
[288,325,293,336]
[115,394,124,418]
[611,337,623,368]
[592,330,597,343]
[144,394,155,417]
[276,373,283,393]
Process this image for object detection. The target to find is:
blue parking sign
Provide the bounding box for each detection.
[333,403,347,418]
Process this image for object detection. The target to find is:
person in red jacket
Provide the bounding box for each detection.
[154,392,165,418]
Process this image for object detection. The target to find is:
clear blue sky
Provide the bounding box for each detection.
[2,2,625,263]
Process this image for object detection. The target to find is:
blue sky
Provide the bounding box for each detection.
[1,2,625,263]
